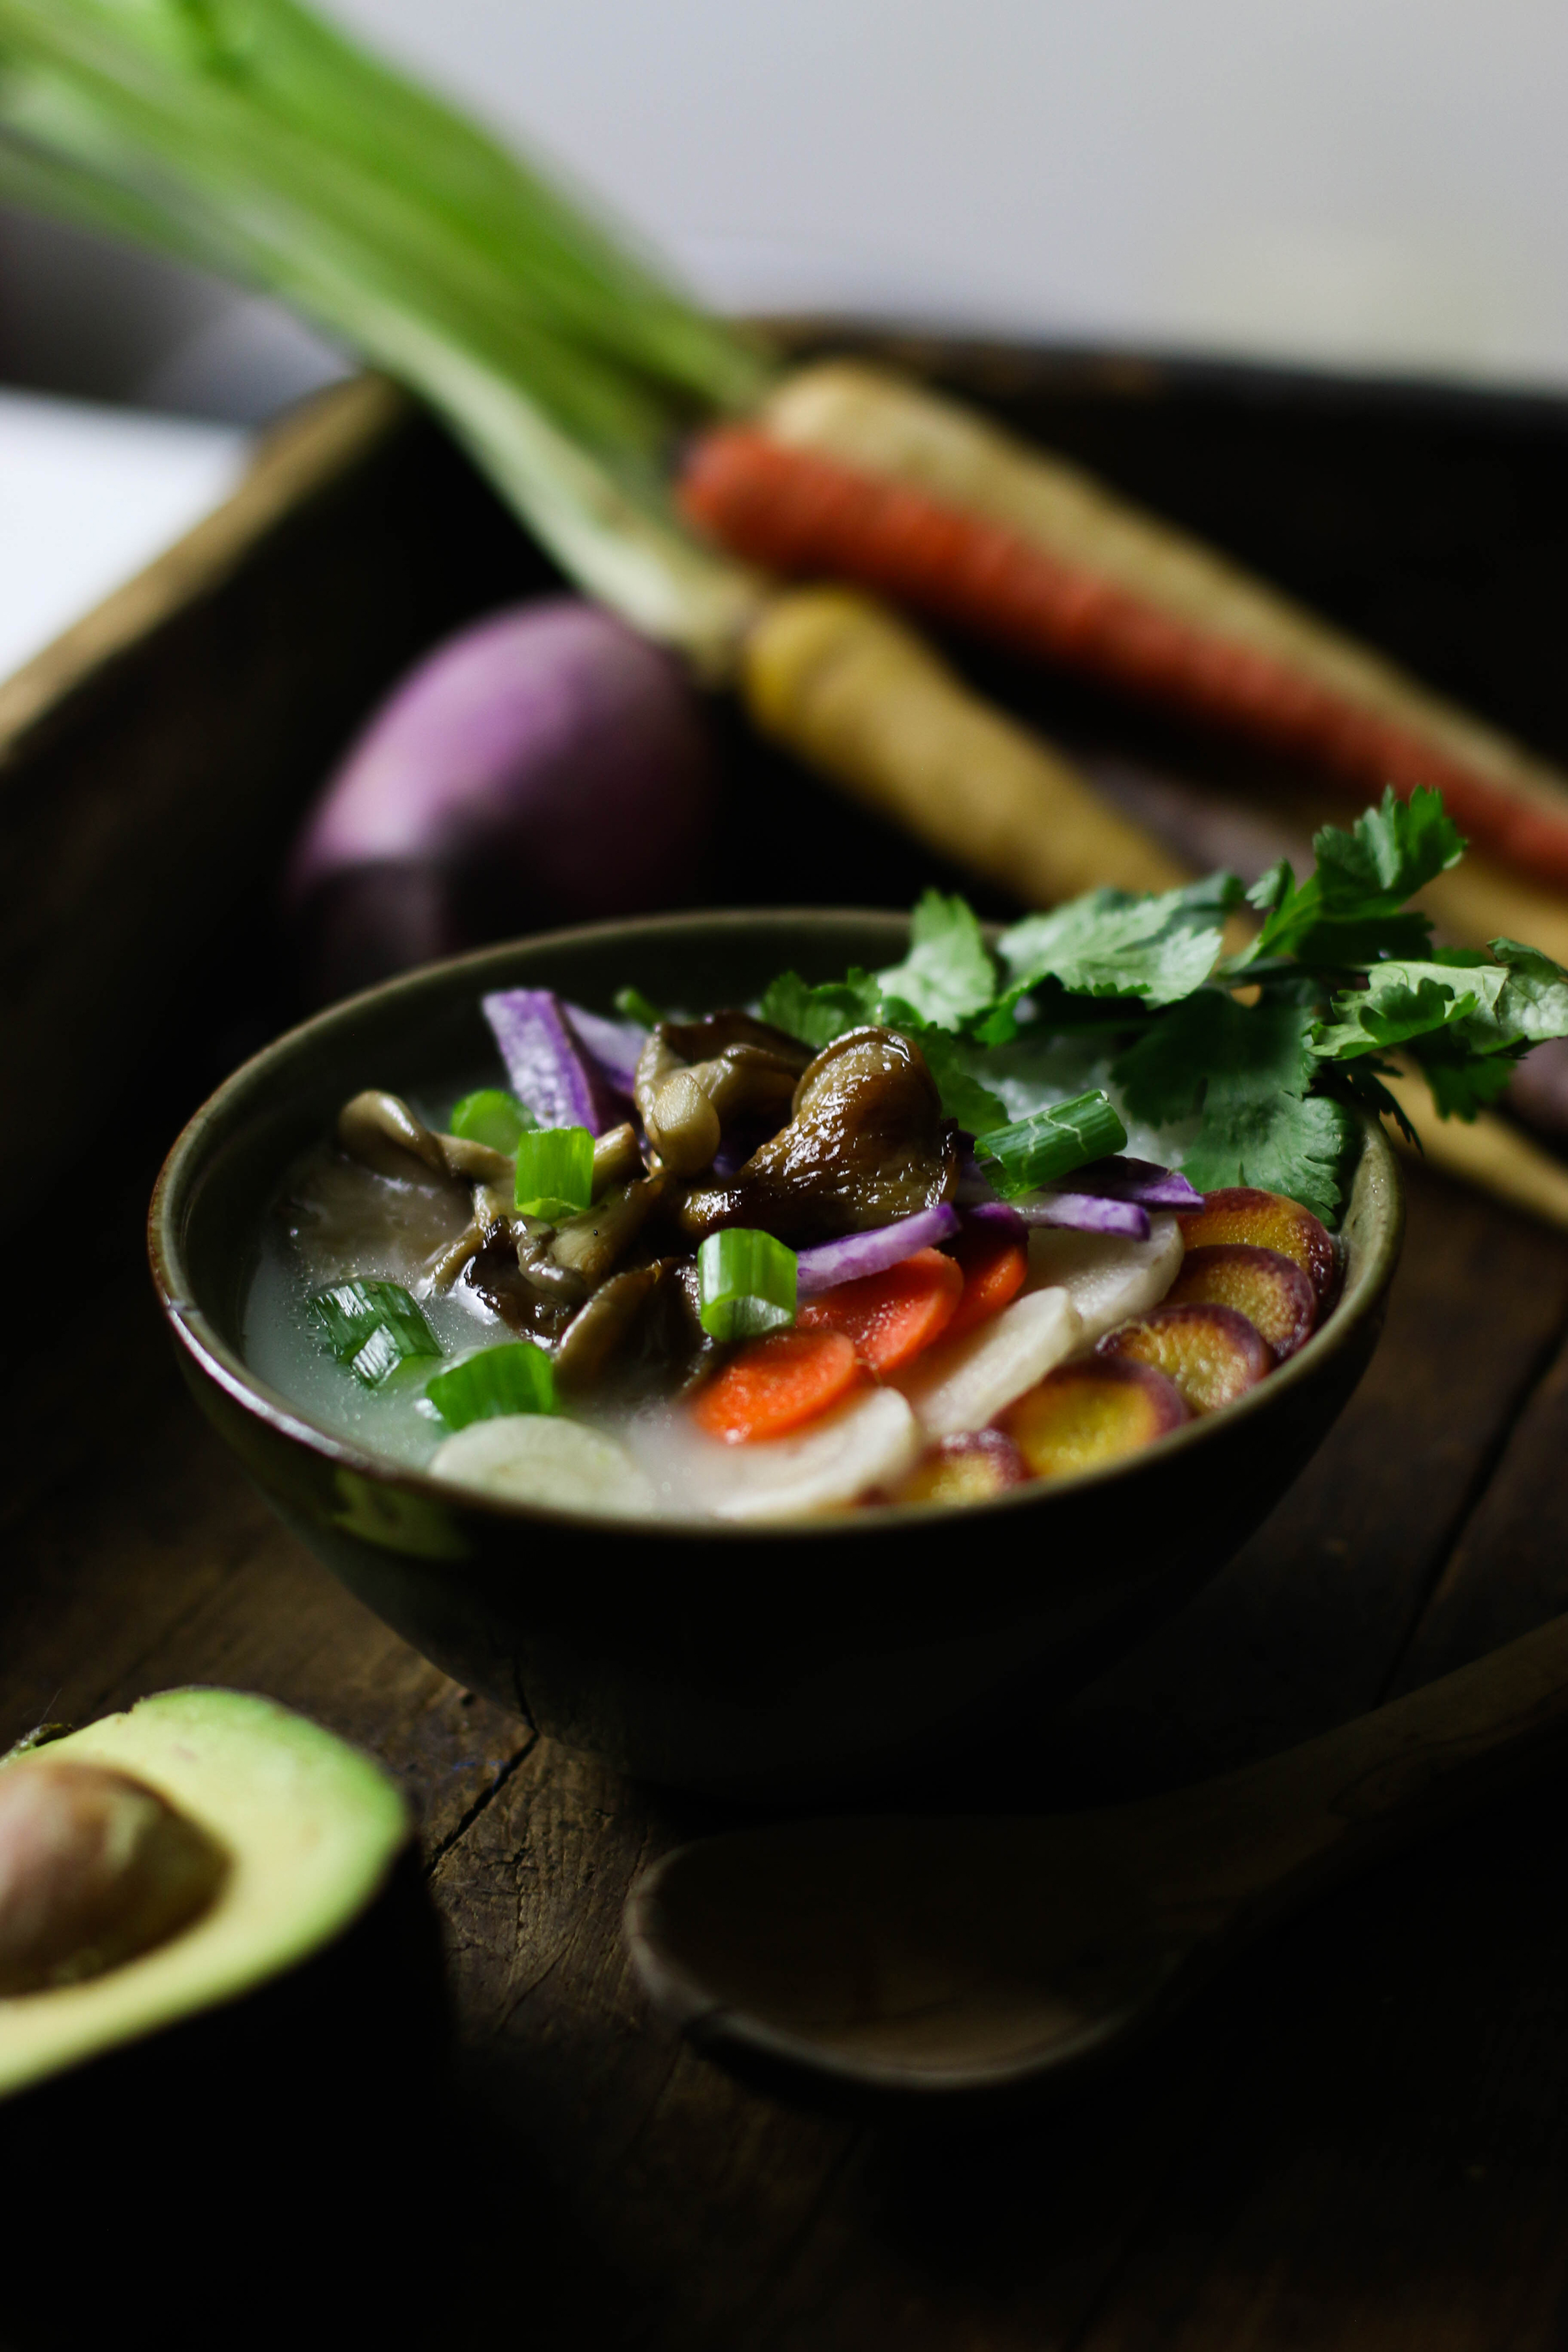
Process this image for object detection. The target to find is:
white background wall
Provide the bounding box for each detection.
[331,0,1568,389]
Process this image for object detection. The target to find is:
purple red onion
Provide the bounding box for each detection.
[1068,1155,1202,1209]
[795,1204,961,1298]
[1019,1192,1152,1239]
[962,1200,1028,1242]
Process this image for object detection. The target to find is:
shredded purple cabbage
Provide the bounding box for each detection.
[482,988,626,1131]
[562,1000,645,1097]
[796,1204,961,1298]
[1067,1155,1202,1209]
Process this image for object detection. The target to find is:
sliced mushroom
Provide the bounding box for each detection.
[516,1220,589,1303]
[647,1070,722,1174]
[553,1264,663,1395]
[465,1230,580,1340]
[425,1220,486,1292]
[678,1026,957,1243]
[549,1173,661,1288]
[592,1121,644,1194]
[634,1030,685,1134]
[636,1021,808,1177]
[470,1177,516,1230]
[337,1090,511,1185]
[684,1043,801,1128]
[659,1012,813,1072]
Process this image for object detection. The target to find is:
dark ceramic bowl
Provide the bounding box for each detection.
[149,911,1403,1799]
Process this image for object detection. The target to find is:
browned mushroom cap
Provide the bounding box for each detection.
[553,1257,716,1400]
[465,1222,583,1340]
[553,1264,663,1395]
[337,1090,511,1184]
[591,1121,644,1194]
[549,1171,664,1288]
[678,1026,957,1243]
[636,1019,808,1177]
[659,1012,813,1072]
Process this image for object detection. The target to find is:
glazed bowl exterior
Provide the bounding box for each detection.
[149,911,1403,1799]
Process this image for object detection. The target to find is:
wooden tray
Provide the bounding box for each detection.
[7,334,1568,2344]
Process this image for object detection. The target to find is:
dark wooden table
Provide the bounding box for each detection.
[9,1149,1568,2347]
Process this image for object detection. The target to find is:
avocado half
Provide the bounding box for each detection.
[0,1686,416,2103]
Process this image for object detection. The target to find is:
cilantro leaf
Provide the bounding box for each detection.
[1238,787,1464,972]
[907,1026,1009,1135]
[1114,990,1352,1222]
[1315,785,1465,907]
[1488,938,1568,1042]
[1317,1057,1422,1148]
[1310,960,1505,1061]
[875,889,996,1030]
[1409,1036,1526,1120]
[759,968,882,1051]
[1309,946,1564,1124]
[998,873,1240,1010]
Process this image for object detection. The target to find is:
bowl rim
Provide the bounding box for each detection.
[148,906,1405,1547]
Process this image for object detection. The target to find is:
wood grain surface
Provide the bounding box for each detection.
[7,1155,1568,2347]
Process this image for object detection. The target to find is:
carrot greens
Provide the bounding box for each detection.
[0,0,770,663]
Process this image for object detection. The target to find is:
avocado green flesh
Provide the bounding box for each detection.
[0,1688,408,2100]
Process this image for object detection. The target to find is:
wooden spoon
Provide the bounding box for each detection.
[625,1610,1568,2100]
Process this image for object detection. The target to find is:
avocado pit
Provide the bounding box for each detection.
[0,1760,227,1995]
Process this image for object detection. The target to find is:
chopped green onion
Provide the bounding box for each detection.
[425,1341,555,1430]
[448,1088,536,1152]
[514,1125,595,1220]
[614,985,662,1026]
[308,1279,440,1388]
[976,1090,1128,1198]
[697,1228,798,1342]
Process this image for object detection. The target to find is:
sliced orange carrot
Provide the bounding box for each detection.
[944,1222,1028,1342]
[693,1328,862,1446]
[681,425,1568,892]
[797,1246,963,1375]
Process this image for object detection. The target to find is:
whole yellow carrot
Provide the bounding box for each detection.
[742,587,1189,907]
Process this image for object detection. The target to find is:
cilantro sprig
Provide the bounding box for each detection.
[753,790,1568,1226]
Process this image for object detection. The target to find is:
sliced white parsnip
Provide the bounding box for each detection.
[430,1415,657,1517]
[1023,1215,1183,1344]
[894,1287,1082,1438]
[694,1387,921,1524]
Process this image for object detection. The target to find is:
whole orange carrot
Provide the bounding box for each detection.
[681,369,1568,892]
